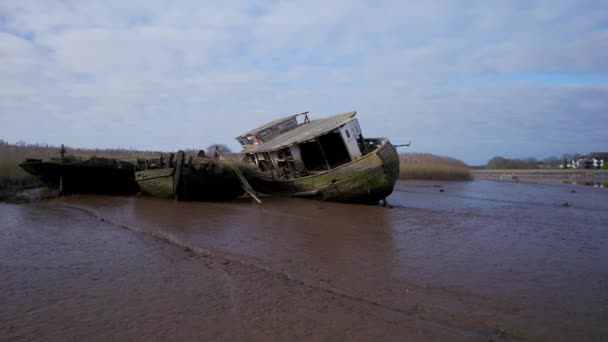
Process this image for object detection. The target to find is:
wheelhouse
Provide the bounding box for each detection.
[236,111,372,180]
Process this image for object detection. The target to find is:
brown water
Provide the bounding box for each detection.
[1,180,607,341]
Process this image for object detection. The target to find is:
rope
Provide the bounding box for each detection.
[215,150,262,204]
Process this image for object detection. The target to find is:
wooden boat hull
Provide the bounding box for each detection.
[19,158,139,195]
[135,168,176,199]
[135,164,245,201]
[251,138,400,204]
[178,167,245,201]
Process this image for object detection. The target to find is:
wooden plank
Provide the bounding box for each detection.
[173,151,184,200]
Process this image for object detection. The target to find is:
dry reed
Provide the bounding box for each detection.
[399,153,471,180]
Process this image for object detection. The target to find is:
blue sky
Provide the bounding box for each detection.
[0,0,607,165]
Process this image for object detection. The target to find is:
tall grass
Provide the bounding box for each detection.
[399,153,472,180]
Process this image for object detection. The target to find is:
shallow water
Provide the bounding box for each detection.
[2,179,608,340]
[474,171,608,188]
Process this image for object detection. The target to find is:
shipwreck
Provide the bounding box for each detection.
[135,151,253,201]
[236,111,400,204]
[19,149,140,195]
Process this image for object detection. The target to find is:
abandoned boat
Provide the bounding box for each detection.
[236,111,400,204]
[19,156,139,195]
[135,151,249,201]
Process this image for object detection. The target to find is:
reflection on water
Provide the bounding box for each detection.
[11,179,608,340]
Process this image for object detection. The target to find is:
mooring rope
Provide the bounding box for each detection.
[215,150,261,204]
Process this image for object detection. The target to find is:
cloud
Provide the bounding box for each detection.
[0,0,606,164]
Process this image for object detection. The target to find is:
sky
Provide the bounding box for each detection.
[0,0,607,165]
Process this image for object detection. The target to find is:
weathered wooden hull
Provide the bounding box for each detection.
[135,167,245,201]
[251,138,400,204]
[19,158,139,195]
[135,168,176,199]
[178,167,245,201]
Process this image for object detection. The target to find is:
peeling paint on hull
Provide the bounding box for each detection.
[252,139,399,204]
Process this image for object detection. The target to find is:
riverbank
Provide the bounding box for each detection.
[0,202,484,341]
[2,179,607,341]
[471,168,599,174]
[472,169,608,187]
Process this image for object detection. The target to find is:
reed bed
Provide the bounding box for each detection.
[399,153,472,180]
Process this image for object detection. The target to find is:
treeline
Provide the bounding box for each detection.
[485,154,583,169]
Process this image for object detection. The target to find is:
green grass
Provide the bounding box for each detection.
[399,153,472,180]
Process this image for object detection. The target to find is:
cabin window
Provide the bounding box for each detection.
[259,129,272,138]
[299,131,351,171]
[273,124,283,132]
[284,119,296,127]
[239,138,249,146]
[345,129,351,139]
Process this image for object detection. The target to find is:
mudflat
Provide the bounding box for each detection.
[1,180,607,341]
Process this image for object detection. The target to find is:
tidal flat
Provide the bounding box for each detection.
[1,179,607,341]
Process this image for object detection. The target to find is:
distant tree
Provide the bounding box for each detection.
[486,156,508,169]
[522,157,539,169]
[561,153,583,162]
[486,156,540,169]
[205,144,232,156]
[541,156,560,169]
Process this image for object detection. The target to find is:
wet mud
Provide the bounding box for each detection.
[1,179,607,341]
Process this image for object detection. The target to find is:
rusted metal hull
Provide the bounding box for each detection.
[251,139,400,204]
[19,158,139,195]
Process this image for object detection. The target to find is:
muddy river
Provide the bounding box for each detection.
[1,180,607,341]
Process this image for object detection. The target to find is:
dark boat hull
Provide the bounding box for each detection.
[178,167,245,201]
[251,139,400,204]
[135,155,245,201]
[19,158,139,195]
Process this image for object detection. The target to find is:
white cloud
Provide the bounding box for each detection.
[0,0,606,164]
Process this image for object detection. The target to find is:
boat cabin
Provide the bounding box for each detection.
[236,111,372,180]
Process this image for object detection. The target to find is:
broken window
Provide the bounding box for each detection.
[299,131,351,172]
